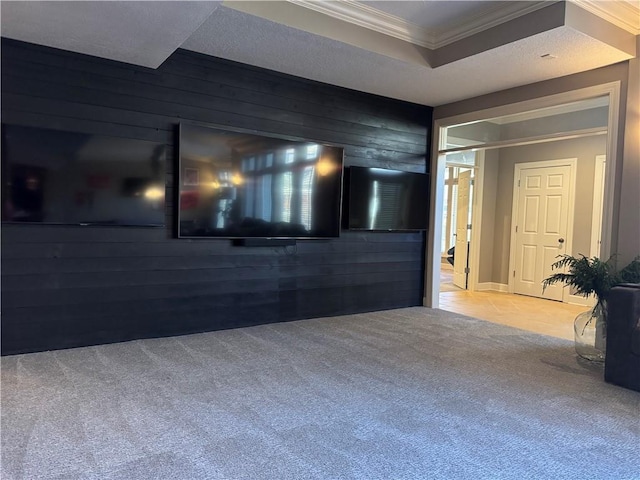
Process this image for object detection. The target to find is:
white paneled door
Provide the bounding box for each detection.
[512,162,573,301]
[453,170,472,289]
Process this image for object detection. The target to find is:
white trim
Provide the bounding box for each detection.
[571,0,640,34]
[433,1,551,48]
[600,85,619,261]
[568,292,596,307]
[563,160,578,305]
[467,151,485,292]
[288,0,550,49]
[287,0,434,48]
[425,150,446,308]
[476,282,509,292]
[425,82,621,309]
[590,155,607,258]
[434,84,620,131]
[508,158,578,303]
[488,96,610,125]
[439,128,607,155]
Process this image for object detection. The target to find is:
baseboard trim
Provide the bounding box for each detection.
[476,282,509,292]
[567,293,595,307]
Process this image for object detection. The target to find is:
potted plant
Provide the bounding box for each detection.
[543,254,640,362]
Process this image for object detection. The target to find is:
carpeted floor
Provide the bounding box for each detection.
[1,307,639,480]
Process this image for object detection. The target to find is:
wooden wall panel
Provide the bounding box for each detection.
[1,38,432,354]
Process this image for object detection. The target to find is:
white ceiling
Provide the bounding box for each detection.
[360,1,509,29]
[1,1,638,106]
[0,1,222,69]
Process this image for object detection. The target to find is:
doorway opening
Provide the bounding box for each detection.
[440,160,476,292]
[426,83,621,335]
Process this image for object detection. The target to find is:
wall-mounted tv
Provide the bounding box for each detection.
[1,125,166,226]
[347,166,428,231]
[178,123,344,239]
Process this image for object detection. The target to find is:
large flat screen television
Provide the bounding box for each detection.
[1,125,166,226]
[347,166,428,231]
[178,123,344,239]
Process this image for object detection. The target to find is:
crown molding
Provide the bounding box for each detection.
[435,1,553,47]
[570,0,640,34]
[286,0,435,48]
[287,0,552,49]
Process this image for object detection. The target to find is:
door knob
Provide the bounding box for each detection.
[558,238,565,243]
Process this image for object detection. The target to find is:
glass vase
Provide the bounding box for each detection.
[574,304,606,362]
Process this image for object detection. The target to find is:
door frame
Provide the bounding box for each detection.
[507,158,577,303]
[440,141,485,293]
[568,153,607,308]
[590,154,607,258]
[425,81,621,308]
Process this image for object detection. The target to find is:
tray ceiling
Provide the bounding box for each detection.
[1,0,638,106]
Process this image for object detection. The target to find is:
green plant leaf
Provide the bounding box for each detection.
[542,254,624,302]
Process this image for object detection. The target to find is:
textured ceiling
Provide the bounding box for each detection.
[182,4,634,105]
[360,0,512,30]
[361,0,503,25]
[1,1,637,106]
[0,1,221,68]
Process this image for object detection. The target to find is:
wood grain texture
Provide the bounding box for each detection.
[1,38,432,354]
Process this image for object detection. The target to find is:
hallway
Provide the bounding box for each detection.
[439,289,586,341]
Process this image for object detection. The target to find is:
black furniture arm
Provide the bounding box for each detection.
[605,284,640,392]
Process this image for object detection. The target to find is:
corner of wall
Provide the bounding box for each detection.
[616,35,640,263]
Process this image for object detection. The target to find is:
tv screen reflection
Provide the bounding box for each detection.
[2,125,166,226]
[178,123,344,238]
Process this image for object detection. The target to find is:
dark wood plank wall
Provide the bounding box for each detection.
[1,38,432,355]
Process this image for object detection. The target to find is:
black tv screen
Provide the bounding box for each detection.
[1,125,166,226]
[347,166,428,231]
[178,123,344,238]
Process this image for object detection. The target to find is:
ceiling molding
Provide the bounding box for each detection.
[434,1,554,47]
[571,0,640,34]
[286,0,435,48]
[288,0,552,49]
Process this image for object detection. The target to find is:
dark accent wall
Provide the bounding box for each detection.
[1,38,432,355]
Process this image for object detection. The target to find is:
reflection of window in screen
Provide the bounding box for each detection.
[217,199,230,229]
[244,181,254,219]
[257,174,272,221]
[370,180,401,230]
[276,172,292,222]
[285,148,295,164]
[300,166,315,230]
[241,156,255,172]
[306,145,318,160]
